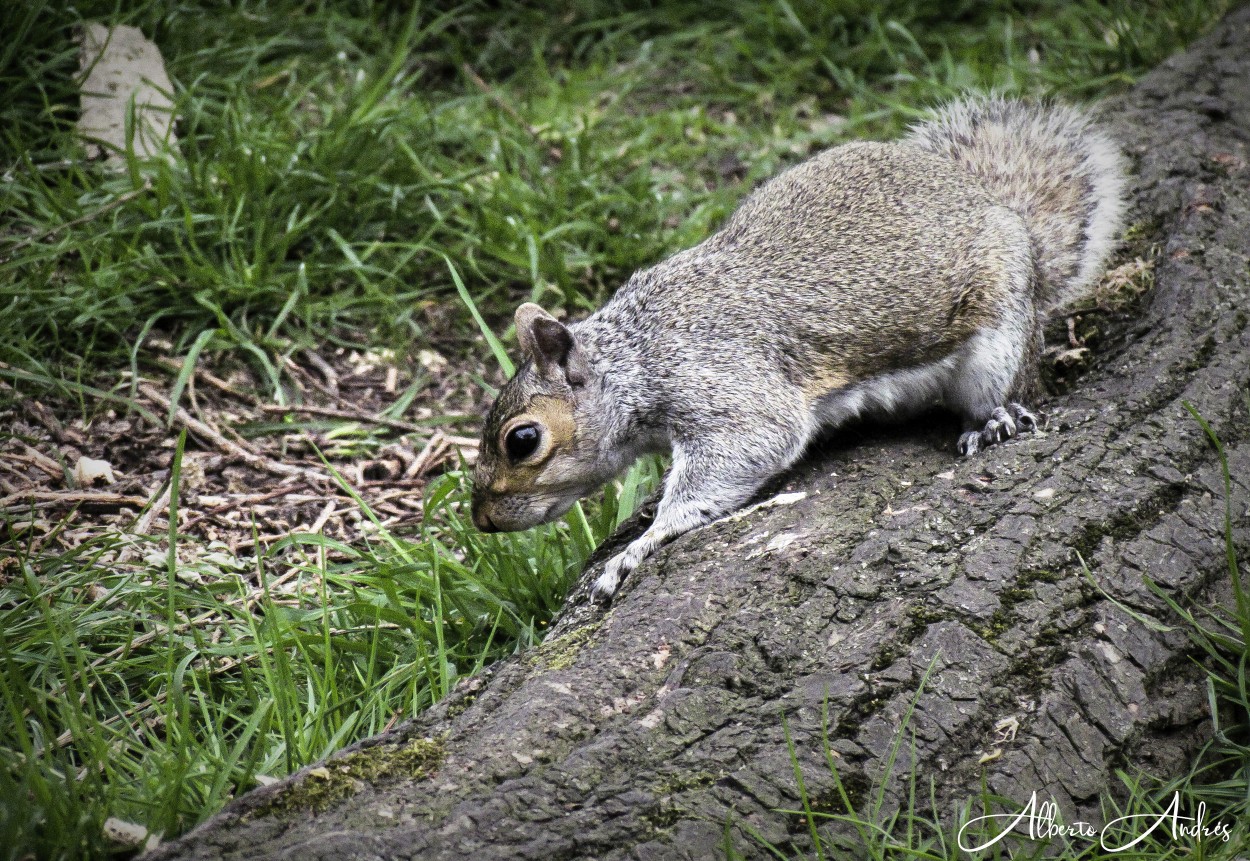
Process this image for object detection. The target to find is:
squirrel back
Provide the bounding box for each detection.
[471,96,1127,601]
[906,96,1127,311]
[591,141,1031,388]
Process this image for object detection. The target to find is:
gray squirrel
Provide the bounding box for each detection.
[470,96,1127,601]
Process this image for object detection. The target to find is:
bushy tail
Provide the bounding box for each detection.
[906,96,1127,311]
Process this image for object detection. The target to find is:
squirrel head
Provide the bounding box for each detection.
[471,303,615,533]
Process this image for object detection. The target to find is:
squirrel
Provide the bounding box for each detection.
[470,96,1127,601]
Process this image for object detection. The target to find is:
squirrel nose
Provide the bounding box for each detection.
[473,505,500,533]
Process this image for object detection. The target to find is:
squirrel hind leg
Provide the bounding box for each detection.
[946,303,1042,455]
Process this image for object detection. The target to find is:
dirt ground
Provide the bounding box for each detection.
[0,338,493,578]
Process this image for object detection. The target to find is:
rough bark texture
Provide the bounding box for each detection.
[151,11,1250,860]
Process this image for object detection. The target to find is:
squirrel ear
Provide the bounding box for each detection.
[514,303,588,386]
[514,303,554,359]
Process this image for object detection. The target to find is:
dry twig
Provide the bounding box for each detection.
[0,490,149,509]
[257,402,425,434]
[138,383,329,484]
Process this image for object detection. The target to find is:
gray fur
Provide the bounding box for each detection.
[470,97,1127,600]
[905,96,1128,310]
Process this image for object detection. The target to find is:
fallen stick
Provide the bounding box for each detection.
[131,481,173,535]
[257,403,425,434]
[152,356,255,402]
[300,348,339,394]
[2,448,64,480]
[138,383,330,484]
[0,490,149,509]
[0,379,84,445]
[181,485,319,530]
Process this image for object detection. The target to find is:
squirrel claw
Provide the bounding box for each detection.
[590,555,629,603]
[959,404,1042,456]
[957,430,984,456]
[590,571,619,603]
[984,406,1017,443]
[1009,402,1040,433]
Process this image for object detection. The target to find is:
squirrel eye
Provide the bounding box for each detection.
[504,424,541,462]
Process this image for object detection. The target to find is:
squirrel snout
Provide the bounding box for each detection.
[471,501,501,533]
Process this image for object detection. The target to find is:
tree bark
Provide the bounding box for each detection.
[150,9,1250,859]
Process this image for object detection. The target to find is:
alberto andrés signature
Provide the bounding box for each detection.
[957,791,1233,853]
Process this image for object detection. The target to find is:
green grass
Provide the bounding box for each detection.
[0,0,1236,858]
[0,451,663,858]
[0,0,1233,379]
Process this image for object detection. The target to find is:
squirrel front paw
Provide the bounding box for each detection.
[590,552,636,603]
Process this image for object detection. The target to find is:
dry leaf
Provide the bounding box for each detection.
[977,748,1003,764]
[103,817,149,848]
[73,456,117,486]
[417,349,449,374]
